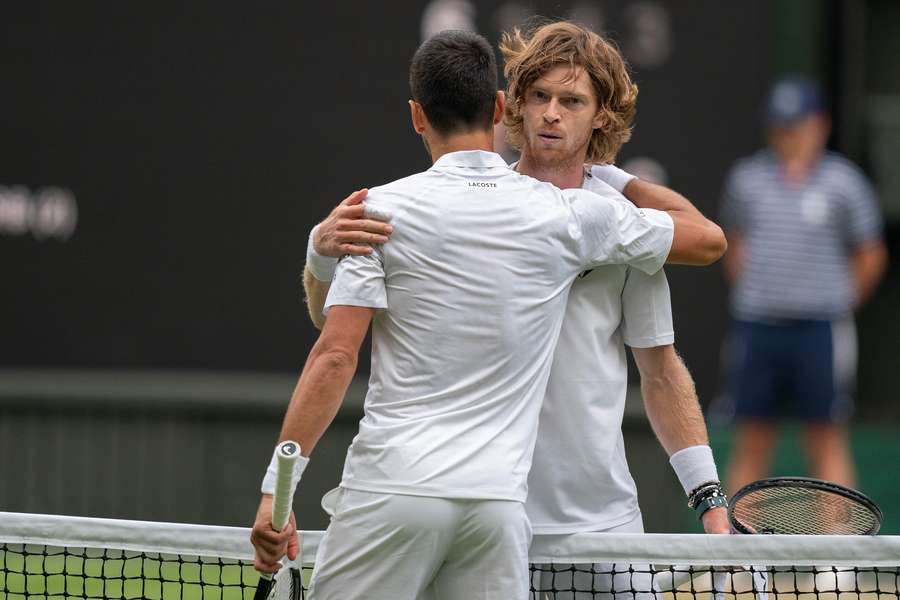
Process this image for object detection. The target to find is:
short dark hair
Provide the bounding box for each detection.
[409,30,498,135]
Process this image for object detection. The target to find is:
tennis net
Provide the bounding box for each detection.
[2,511,898,599]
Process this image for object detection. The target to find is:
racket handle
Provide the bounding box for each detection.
[271,441,301,532]
[255,572,276,592]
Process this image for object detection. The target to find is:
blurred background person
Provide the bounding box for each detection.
[719,76,888,493]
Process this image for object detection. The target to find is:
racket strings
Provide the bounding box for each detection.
[731,486,880,535]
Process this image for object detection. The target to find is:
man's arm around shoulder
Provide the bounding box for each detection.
[302,188,393,329]
[591,164,727,266]
[623,178,727,266]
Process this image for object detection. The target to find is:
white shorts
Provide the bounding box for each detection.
[308,487,531,600]
[531,511,658,600]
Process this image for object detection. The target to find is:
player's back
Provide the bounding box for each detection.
[323,150,672,503]
[375,158,585,386]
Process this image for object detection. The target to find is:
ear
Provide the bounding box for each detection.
[409,100,427,134]
[493,90,506,125]
[591,109,605,130]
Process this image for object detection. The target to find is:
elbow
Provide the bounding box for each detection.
[703,222,728,265]
[668,218,728,266]
[686,221,727,266]
[313,344,358,375]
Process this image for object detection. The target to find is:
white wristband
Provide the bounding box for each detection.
[261,445,310,495]
[305,226,339,282]
[669,444,719,496]
[591,164,637,193]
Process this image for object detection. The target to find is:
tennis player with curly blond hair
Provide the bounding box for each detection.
[497,20,730,597]
[300,21,729,598]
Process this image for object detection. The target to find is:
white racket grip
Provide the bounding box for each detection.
[266,441,307,531]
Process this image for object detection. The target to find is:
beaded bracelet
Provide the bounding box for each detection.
[687,481,722,509]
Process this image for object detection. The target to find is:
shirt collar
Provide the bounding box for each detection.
[431,150,511,170]
[510,159,592,185]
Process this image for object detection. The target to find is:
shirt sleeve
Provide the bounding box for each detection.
[564,187,674,276]
[840,168,884,246]
[621,267,675,348]
[323,246,388,315]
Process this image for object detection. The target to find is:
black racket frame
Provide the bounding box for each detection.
[253,566,304,600]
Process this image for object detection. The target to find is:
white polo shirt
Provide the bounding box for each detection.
[324,150,673,503]
[526,165,675,534]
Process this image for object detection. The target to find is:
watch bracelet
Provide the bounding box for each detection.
[695,494,728,520]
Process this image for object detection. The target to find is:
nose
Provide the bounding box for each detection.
[543,98,561,123]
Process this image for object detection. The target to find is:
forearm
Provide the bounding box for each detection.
[634,345,729,533]
[303,266,331,330]
[637,346,709,455]
[591,166,726,266]
[623,180,726,265]
[625,179,727,265]
[852,241,888,307]
[278,341,357,455]
[666,212,728,266]
[623,178,704,217]
[253,351,350,572]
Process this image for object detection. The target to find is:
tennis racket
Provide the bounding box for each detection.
[253,441,304,600]
[728,476,883,535]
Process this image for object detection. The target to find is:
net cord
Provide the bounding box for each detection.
[2,511,899,568]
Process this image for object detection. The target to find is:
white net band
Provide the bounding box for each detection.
[2,511,899,600]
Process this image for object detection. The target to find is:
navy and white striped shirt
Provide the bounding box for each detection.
[720,150,883,320]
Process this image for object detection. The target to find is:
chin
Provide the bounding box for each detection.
[530,143,563,157]
[535,146,572,164]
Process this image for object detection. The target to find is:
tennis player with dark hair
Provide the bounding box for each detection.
[253,29,718,600]
[307,20,730,573]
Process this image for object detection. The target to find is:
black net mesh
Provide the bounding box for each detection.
[529,562,899,600]
[0,543,280,600]
[3,542,899,600]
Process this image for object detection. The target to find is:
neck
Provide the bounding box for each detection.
[428,129,495,164]
[516,151,585,189]
[779,152,822,184]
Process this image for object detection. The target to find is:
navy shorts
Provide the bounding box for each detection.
[726,318,856,422]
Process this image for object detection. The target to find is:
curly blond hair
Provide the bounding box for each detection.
[500,21,638,164]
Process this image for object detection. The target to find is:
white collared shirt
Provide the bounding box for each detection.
[324,150,673,502]
[526,165,675,533]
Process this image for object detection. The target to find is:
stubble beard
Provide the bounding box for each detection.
[523,133,591,177]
